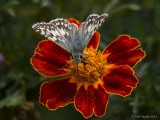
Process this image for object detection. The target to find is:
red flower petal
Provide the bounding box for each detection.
[74,85,94,118]
[107,49,145,67]
[103,35,145,67]
[40,77,77,110]
[74,85,108,118]
[102,65,138,96]
[31,58,67,77]
[94,85,109,117]
[31,40,71,77]
[86,32,100,50]
[103,35,140,54]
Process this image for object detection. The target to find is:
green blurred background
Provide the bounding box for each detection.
[0,0,160,120]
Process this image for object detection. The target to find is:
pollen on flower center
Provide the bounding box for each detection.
[67,49,105,83]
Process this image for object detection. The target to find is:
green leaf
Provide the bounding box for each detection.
[110,4,140,14]
[104,0,119,13]
[0,90,25,108]
[4,8,16,17]
[3,0,19,8]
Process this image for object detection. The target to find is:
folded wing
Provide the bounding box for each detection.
[79,13,108,51]
[32,19,78,53]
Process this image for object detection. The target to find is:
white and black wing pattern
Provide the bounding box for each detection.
[32,19,78,53]
[78,13,108,50]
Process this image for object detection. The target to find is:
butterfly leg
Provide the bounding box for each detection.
[76,63,79,71]
[82,55,88,61]
[82,55,93,66]
[59,63,68,70]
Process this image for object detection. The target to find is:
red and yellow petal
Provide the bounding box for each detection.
[102,35,146,67]
[74,84,108,118]
[74,85,94,118]
[31,58,68,77]
[102,65,138,96]
[40,77,77,110]
[93,85,109,117]
[107,48,145,67]
[31,40,71,77]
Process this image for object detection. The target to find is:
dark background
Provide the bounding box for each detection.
[0,0,160,120]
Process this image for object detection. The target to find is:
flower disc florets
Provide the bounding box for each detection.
[68,49,106,83]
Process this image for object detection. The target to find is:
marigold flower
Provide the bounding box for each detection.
[31,18,146,118]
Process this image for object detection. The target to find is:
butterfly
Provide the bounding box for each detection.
[32,13,108,64]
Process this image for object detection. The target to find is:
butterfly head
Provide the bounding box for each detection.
[72,53,83,64]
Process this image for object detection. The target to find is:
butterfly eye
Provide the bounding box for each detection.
[71,56,73,59]
[80,55,83,59]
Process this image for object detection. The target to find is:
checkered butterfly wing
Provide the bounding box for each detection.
[79,13,108,50]
[32,19,78,53]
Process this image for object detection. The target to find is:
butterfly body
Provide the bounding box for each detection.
[32,13,108,64]
[71,34,87,63]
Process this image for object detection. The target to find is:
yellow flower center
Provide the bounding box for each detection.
[67,49,106,83]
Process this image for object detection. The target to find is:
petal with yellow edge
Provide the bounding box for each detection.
[102,65,138,96]
[74,85,95,118]
[40,77,77,110]
[103,35,146,67]
[74,84,109,118]
[31,40,71,77]
[93,84,109,117]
